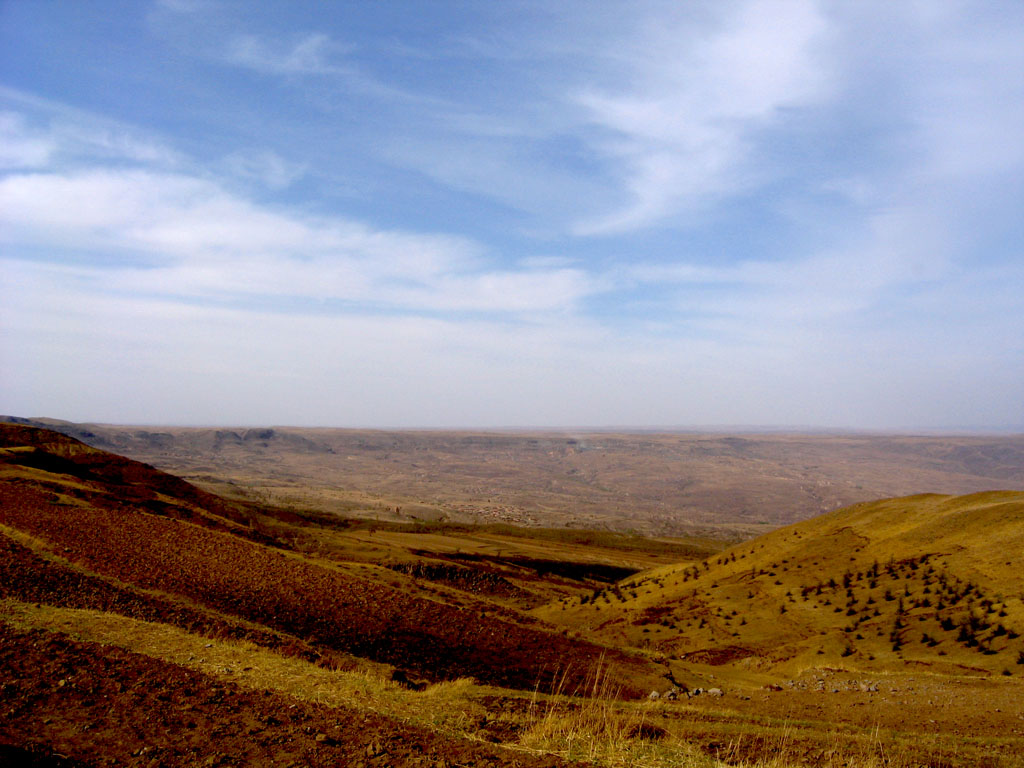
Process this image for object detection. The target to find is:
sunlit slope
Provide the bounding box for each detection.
[537,492,1024,676]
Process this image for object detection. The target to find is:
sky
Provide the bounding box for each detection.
[1,0,1022,429]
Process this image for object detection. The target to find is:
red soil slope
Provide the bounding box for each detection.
[1,623,566,768]
[0,425,661,696]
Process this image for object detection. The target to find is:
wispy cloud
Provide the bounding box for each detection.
[572,0,832,234]
[0,106,594,317]
[0,112,55,169]
[220,30,444,107]
[222,149,307,190]
[224,33,351,76]
[0,87,182,172]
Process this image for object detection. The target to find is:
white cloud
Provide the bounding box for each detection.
[0,88,182,169]
[908,9,1024,179]
[3,3,1023,429]
[573,0,832,233]
[7,255,1018,428]
[0,112,55,169]
[0,161,594,315]
[0,99,603,321]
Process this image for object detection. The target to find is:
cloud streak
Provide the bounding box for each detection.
[225,33,351,76]
[571,0,831,233]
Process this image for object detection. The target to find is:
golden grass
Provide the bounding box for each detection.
[537,492,1024,679]
[4,599,1017,768]
[516,671,939,768]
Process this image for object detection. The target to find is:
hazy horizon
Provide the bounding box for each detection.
[2,2,1022,429]
[9,414,1023,437]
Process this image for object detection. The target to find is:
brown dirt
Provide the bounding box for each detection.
[0,623,568,768]
[0,533,346,668]
[0,470,660,697]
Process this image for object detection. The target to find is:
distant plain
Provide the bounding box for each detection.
[24,418,1024,538]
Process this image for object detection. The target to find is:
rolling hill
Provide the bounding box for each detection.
[538,491,1024,681]
[3,422,1023,767]
[0,423,665,695]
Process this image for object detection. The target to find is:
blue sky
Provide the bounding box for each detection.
[1,0,1022,428]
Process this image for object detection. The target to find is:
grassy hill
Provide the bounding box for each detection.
[538,491,1024,681]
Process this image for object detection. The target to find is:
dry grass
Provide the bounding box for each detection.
[539,492,1024,680]
[515,664,934,768]
[4,599,1018,768]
